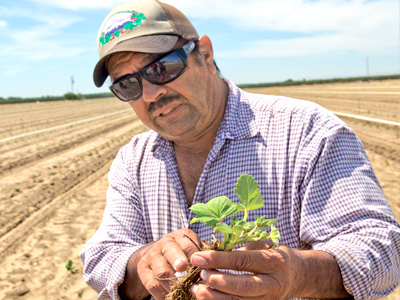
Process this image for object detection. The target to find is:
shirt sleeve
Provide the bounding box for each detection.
[298,123,400,299]
[79,145,147,300]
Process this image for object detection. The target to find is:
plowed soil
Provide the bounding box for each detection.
[0,80,399,299]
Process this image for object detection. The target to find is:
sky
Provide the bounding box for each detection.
[0,0,398,98]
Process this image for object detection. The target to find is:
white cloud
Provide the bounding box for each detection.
[166,0,398,58]
[8,0,399,60]
[220,32,396,58]
[163,0,395,32]
[0,7,87,76]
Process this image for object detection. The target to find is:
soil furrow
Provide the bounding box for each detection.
[0,115,135,176]
[0,122,147,240]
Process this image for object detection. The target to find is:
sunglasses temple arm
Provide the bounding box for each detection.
[183,41,195,56]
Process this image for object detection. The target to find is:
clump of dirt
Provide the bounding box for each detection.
[166,266,202,300]
[165,235,213,300]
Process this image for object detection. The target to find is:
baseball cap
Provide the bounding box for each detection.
[93,0,199,87]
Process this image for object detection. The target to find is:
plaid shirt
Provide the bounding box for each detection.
[80,80,400,300]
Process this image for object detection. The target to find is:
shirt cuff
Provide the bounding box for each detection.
[313,240,373,300]
[102,246,142,300]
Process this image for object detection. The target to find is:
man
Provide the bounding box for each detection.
[80,1,400,299]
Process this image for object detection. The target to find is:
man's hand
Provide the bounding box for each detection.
[120,228,202,300]
[189,241,352,300]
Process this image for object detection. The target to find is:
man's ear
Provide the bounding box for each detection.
[197,35,217,75]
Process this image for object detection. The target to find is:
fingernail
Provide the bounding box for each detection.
[200,269,208,281]
[190,284,198,295]
[173,258,183,270]
[191,254,207,266]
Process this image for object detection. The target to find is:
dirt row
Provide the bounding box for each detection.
[0,98,127,138]
[0,83,399,299]
[245,79,400,122]
[0,113,134,176]
[0,118,146,241]
[0,113,148,299]
[0,162,111,300]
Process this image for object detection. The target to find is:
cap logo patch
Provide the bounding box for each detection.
[99,11,146,47]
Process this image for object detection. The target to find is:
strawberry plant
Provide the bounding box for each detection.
[166,174,279,300]
[190,174,279,250]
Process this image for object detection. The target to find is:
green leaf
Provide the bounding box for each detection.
[231,216,240,226]
[256,217,278,228]
[270,225,280,247]
[214,223,234,234]
[234,174,264,211]
[65,259,75,271]
[207,196,240,219]
[232,224,244,233]
[235,219,247,227]
[190,203,218,218]
[242,222,254,232]
[190,216,219,227]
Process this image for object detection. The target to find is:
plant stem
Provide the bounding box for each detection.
[244,209,249,222]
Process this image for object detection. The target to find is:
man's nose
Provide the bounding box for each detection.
[141,78,168,103]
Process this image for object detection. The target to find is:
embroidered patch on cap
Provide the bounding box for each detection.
[99,11,146,47]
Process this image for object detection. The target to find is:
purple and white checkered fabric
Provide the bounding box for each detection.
[80,79,400,300]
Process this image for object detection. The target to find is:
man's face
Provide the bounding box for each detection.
[107,38,220,143]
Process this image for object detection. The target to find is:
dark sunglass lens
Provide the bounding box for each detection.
[112,76,141,101]
[144,53,185,84]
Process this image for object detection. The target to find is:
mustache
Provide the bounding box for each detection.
[148,94,182,114]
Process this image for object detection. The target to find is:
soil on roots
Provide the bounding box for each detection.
[165,266,202,300]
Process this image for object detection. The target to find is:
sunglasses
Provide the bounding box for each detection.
[109,40,195,102]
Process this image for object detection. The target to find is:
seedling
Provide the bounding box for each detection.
[190,174,279,251]
[13,187,20,192]
[65,259,75,271]
[166,174,279,300]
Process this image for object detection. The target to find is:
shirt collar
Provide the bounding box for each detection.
[152,79,259,157]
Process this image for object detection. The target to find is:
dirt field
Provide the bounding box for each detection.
[0,80,399,299]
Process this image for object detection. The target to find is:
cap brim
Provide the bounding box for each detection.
[93,35,179,87]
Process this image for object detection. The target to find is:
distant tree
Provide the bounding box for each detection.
[63,92,78,100]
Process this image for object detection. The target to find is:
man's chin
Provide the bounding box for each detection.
[156,125,199,142]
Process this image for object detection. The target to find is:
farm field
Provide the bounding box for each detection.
[0,79,399,299]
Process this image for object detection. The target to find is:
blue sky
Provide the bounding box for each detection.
[0,0,398,98]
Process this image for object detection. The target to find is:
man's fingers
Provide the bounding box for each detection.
[138,247,178,296]
[173,231,203,258]
[160,238,190,272]
[136,261,172,300]
[135,229,202,298]
[161,231,202,272]
[191,247,290,274]
[196,269,270,297]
